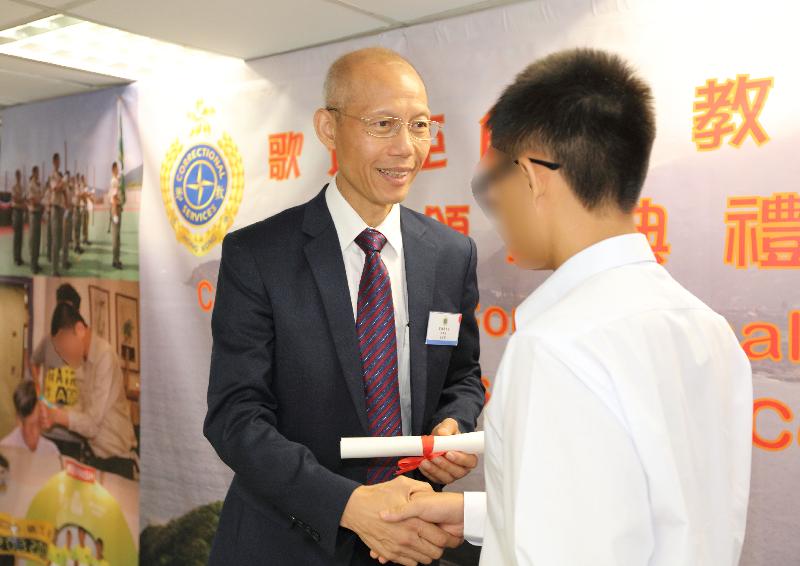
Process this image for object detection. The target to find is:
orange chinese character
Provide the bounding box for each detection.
[268,131,304,180]
[635,198,671,264]
[693,75,773,151]
[479,112,491,158]
[759,193,800,268]
[422,114,447,170]
[425,204,470,236]
[725,193,800,269]
[328,149,338,176]
[724,196,759,268]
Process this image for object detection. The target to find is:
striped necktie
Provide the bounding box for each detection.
[355,228,402,484]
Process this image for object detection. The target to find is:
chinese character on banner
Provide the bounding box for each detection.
[268,131,304,180]
[425,205,470,236]
[725,193,800,269]
[635,198,671,264]
[480,112,491,158]
[422,114,447,170]
[328,149,338,176]
[692,74,774,151]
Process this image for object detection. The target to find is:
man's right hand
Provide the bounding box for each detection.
[340,476,461,566]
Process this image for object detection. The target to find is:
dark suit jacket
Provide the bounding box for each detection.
[204,187,484,565]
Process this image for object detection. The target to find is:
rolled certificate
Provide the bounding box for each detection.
[341,431,484,459]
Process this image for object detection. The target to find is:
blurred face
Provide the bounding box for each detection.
[53,155,60,170]
[19,404,43,452]
[15,170,21,183]
[52,323,86,369]
[321,61,431,208]
[472,147,559,269]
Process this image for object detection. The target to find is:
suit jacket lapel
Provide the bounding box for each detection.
[401,207,438,435]
[303,187,369,434]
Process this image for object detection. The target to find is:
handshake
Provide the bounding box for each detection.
[341,476,467,566]
[340,418,474,566]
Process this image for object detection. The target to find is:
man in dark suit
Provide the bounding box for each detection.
[204,47,484,566]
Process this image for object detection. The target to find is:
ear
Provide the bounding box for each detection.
[313,108,337,151]
[518,158,547,206]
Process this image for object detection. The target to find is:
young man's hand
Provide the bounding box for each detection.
[370,491,466,564]
[340,476,461,566]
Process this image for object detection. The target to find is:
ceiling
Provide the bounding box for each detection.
[0,0,525,108]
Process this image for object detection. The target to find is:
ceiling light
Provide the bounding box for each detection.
[0,14,242,81]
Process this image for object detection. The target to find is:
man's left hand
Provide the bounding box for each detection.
[41,405,68,429]
[418,418,478,485]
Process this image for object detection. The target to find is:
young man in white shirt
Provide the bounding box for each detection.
[43,302,138,478]
[376,48,753,566]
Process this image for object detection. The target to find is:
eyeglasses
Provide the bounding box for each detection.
[326,107,441,141]
[471,147,561,216]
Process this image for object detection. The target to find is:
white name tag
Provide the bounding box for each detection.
[425,311,461,346]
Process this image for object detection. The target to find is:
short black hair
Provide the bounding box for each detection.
[51,302,86,337]
[56,284,81,310]
[53,152,60,161]
[13,380,38,419]
[487,48,655,212]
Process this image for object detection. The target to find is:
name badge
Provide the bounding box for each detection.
[425,311,461,346]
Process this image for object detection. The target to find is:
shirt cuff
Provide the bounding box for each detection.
[463,491,486,546]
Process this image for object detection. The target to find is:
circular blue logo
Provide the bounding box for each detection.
[173,144,228,226]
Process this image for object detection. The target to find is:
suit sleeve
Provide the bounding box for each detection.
[203,232,359,556]
[429,236,485,434]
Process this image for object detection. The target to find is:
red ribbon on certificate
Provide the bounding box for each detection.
[395,435,445,475]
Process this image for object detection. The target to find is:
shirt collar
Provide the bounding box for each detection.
[515,233,657,329]
[325,176,402,254]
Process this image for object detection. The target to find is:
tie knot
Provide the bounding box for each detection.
[355,228,387,253]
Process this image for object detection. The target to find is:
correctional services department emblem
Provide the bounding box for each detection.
[160,100,244,256]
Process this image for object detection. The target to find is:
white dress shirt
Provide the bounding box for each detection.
[325,178,412,436]
[68,333,137,459]
[464,233,752,566]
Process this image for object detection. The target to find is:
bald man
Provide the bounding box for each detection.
[205,48,484,566]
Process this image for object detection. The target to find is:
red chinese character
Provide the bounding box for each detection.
[328,149,338,176]
[422,114,447,170]
[269,132,304,180]
[424,204,470,236]
[479,112,491,158]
